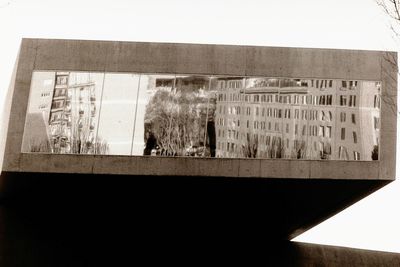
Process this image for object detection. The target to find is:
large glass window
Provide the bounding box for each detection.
[133,74,177,156]
[22,71,104,154]
[22,71,56,153]
[22,71,381,161]
[136,74,213,157]
[96,73,140,155]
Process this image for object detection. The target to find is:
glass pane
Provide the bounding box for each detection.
[213,77,381,160]
[306,79,331,160]
[335,80,381,161]
[22,71,56,153]
[132,74,175,156]
[135,74,214,157]
[65,72,104,154]
[21,71,104,154]
[213,76,246,158]
[131,74,176,156]
[175,75,213,157]
[96,73,140,155]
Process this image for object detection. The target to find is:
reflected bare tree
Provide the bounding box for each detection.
[376,0,399,115]
[29,118,109,154]
[28,138,52,153]
[242,133,258,158]
[376,0,399,160]
[145,89,210,156]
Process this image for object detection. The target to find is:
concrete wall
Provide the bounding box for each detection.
[0,51,19,173]
[279,242,400,266]
[1,39,397,180]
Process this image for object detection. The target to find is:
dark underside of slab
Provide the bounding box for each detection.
[0,171,394,265]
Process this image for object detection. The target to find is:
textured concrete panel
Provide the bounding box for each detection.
[175,43,215,74]
[105,41,178,74]
[0,51,19,172]
[379,51,398,180]
[245,46,382,80]
[6,40,37,135]
[35,39,110,72]
[246,46,291,77]
[237,159,260,177]
[310,161,380,180]
[19,154,95,174]
[210,44,247,75]
[260,160,310,179]
[287,242,400,267]
[2,135,22,172]
[183,157,240,177]
[2,39,37,172]
[92,155,139,175]
[175,43,246,75]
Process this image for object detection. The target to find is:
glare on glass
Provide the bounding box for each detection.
[96,73,140,155]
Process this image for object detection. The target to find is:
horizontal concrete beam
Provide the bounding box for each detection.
[13,153,381,180]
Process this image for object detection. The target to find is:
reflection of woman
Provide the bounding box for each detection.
[144,131,157,155]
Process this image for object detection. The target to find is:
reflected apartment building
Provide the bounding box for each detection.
[214,77,380,160]
[48,72,98,154]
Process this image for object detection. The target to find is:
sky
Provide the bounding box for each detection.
[0,0,399,253]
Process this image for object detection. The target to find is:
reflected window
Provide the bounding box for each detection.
[339,146,349,160]
[340,112,346,122]
[352,114,356,124]
[374,95,380,108]
[341,128,346,140]
[374,117,379,130]
[340,95,347,106]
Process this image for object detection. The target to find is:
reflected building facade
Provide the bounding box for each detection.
[214,78,380,160]
[22,72,103,154]
[48,72,99,154]
[21,71,381,161]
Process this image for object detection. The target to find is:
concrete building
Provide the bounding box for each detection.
[0,39,398,266]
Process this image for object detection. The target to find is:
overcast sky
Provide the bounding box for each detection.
[0,0,399,253]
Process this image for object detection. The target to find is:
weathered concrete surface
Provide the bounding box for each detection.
[14,153,381,179]
[0,38,397,181]
[0,50,19,173]
[245,46,384,79]
[279,242,400,266]
[380,52,398,180]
